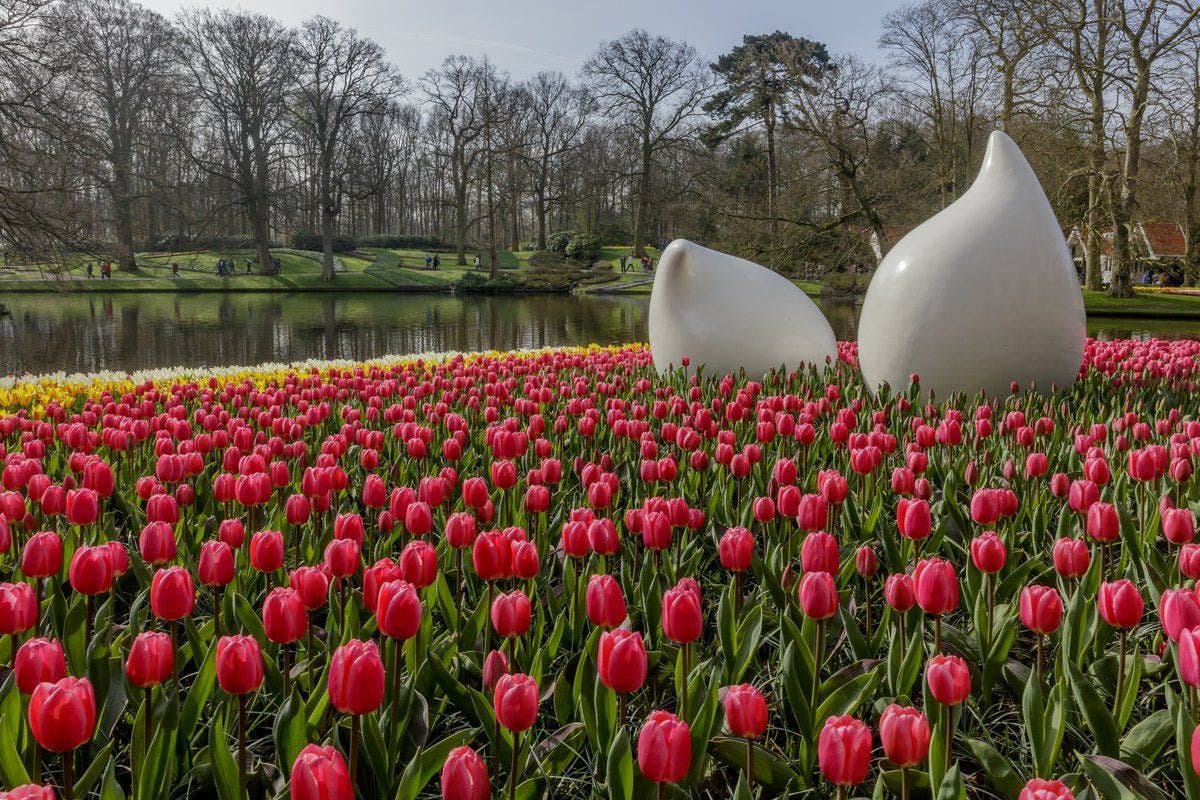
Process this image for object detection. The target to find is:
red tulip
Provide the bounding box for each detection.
[883,574,916,612]
[1161,589,1200,642]
[637,710,691,784]
[925,654,971,705]
[22,531,63,578]
[483,649,510,693]
[198,541,235,587]
[28,677,95,751]
[291,744,353,800]
[1097,580,1143,628]
[662,582,703,643]
[913,558,958,616]
[290,566,330,611]
[138,521,176,565]
[323,538,360,579]
[399,540,438,588]
[0,784,56,799]
[1164,508,1196,545]
[854,546,878,578]
[491,590,531,639]
[796,494,827,532]
[65,488,98,526]
[1086,502,1119,542]
[969,532,1006,574]
[1052,538,1090,579]
[218,518,245,550]
[440,746,489,800]
[798,571,839,620]
[472,531,511,581]
[0,582,36,635]
[800,531,839,574]
[1178,627,1200,687]
[817,715,871,787]
[597,629,647,694]
[125,631,174,688]
[68,545,113,595]
[14,638,66,695]
[879,704,931,768]
[1020,779,1075,800]
[263,587,307,644]
[1019,585,1063,635]
[150,567,194,621]
[897,498,931,540]
[723,684,768,739]
[585,574,627,628]
[328,639,386,715]
[377,580,422,640]
[493,673,539,732]
[216,635,263,695]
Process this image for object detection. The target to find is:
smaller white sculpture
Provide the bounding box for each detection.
[648,239,838,377]
[857,131,1086,398]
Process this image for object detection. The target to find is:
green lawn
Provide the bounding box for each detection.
[1083,290,1200,318]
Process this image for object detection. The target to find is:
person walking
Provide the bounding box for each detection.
[433,255,440,269]
[85,263,94,279]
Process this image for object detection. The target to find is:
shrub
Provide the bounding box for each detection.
[358,235,448,251]
[546,231,575,253]
[564,233,603,263]
[288,230,356,253]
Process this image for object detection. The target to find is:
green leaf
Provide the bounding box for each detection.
[606,727,633,800]
[1080,755,1169,800]
[935,764,965,800]
[393,728,479,800]
[964,738,1024,800]
[1119,709,1172,770]
[273,691,307,777]
[0,721,30,787]
[209,708,242,800]
[710,737,804,791]
[73,740,114,799]
[1067,658,1118,756]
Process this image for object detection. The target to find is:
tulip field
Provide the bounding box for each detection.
[6,340,1200,800]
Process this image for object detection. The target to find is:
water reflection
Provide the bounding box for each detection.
[0,291,1196,376]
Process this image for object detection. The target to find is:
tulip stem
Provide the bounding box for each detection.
[237,693,248,800]
[144,687,153,772]
[657,782,664,800]
[1036,634,1044,685]
[812,619,825,712]
[391,636,404,744]
[62,749,73,800]
[509,729,520,800]
[901,767,910,800]
[1115,629,1127,716]
[618,692,627,728]
[745,735,754,786]
[934,615,942,655]
[349,714,359,789]
[84,594,94,647]
[681,643,690,718]
[213,587,222,638]
[282,643,291,697]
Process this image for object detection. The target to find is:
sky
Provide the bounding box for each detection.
[137,0,910,80]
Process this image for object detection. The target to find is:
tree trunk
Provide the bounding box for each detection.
[112,192,138,275]
[1109,74,1149,300]
[765,107,778,235]
[632,136,652,258]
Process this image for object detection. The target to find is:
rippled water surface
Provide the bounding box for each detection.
[0,291,1194,376]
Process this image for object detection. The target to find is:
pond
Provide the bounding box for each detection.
[0,291,1196,376]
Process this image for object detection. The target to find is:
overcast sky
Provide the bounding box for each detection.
[137,0,909,80]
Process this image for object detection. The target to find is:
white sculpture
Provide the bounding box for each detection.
[857,131,1086,398]
[648,239,838,376]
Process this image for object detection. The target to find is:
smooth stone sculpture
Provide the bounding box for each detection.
[857,131,1085,398]
[648,239,837,376]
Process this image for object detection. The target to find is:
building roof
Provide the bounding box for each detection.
[1139,222,1187,258]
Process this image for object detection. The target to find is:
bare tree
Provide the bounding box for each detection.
[583,29,713,256]
[421,56,486,265]
[56,0,178,273]
[176,9,294,275]
[954,0,1051,128]
[881,1,986,206]
[1160,40,1200,284]
[522,72,590,250]
[1106,0,1200,297]
[292,16,400,281]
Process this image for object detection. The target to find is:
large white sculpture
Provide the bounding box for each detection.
[857,131,1086,398]
[648,239,837,376]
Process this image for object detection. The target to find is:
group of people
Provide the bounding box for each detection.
[84,262,113,279]
[423,254,442,269]
[619,254,654,274]
[215,256,282,276]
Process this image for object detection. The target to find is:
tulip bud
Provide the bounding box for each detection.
[28,677,95,752]
[291,744,353,800]
[216,635,263,695]
[125,631,174,689]
[817,715,871,787]
[328,640,385,715]
[597,629,647,695]
[1097,580,1143,628]
[925,654,971,705]
[637,710,691,784]
[493,673,539,732]
[440,746,489,800]
[723,684,768,739]
[879,704,931,768]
